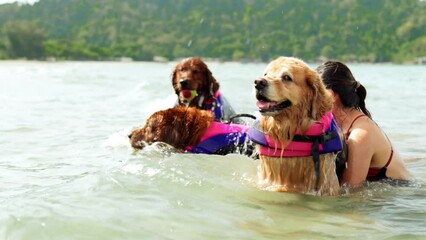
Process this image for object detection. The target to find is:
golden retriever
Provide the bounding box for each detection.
[172,57,236,121]
[251,57,342,195]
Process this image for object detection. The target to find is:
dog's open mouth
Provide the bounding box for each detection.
[179,89,198,103]
[256,94,291,113]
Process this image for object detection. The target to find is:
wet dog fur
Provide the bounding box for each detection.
[129,107,214,150]
[253,56,340,195]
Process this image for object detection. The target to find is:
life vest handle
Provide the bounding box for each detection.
[223,113,257,124]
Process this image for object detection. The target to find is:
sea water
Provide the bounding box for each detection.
[0,60,425,239]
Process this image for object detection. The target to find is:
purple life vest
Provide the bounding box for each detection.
[208,91,225,119]
[185,121,250,154]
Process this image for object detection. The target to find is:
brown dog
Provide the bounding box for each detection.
[172,57,236,121]
[130,107,214,150]
[251,57,342,195]
[129,106,255,156]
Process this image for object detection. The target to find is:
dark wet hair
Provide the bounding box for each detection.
[316,61,371,119]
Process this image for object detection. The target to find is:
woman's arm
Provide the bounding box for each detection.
[341,126,375,188]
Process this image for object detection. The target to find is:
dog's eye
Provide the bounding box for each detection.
[282,75,292,82]
[192,70,199,74]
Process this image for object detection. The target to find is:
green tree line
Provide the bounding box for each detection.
[0,0,425,63]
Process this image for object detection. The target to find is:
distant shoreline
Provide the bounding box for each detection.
[0,59,423,65]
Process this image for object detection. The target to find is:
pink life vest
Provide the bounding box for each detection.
[248,112,343,191]
[248,112,342,157]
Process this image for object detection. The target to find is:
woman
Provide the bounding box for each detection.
[316,61,410,188]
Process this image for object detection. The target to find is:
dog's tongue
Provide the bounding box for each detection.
[256,100,278,110]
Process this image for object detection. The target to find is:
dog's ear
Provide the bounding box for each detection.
[306,70,333,120]
[172,64,180,95]
[205,67,219,97]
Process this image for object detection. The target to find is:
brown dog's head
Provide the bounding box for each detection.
[129,107,214,150]
[172,57,219,107]
[254,57,332,139]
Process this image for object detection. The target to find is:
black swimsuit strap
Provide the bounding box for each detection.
[385,149,393,168]
[382,134,394,168]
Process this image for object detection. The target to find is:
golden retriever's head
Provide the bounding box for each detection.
[254,57,332,136]
[172,57,219,107]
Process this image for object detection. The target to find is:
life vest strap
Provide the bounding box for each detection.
[312,137,321,191]
[222,113,257,124]
[292,131,338,144]
[293,131,338,191]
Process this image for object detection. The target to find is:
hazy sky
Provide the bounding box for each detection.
[0,0,39,4]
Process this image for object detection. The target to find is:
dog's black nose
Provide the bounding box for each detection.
[179,79,189,88]
[254,78,267,90]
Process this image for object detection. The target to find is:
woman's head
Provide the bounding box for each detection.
[316,61,371,118]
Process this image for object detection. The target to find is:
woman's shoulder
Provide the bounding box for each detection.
[347,116,380,143]
[349,115,378,139]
